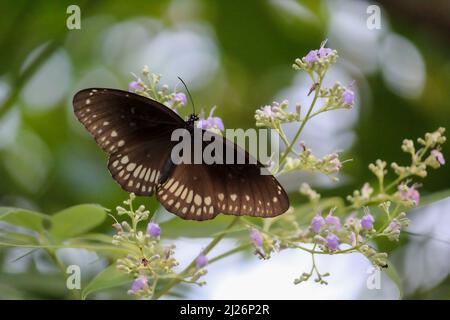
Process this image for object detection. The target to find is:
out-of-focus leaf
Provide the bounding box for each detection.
[2,130,52,194]
[69,233,115,244]
[0,231,38,245]
[50,204,107,240]
[384,260,403,299]
[0,272,67,299]
[82,263,133,300]
[160,215,237,238]
[417,189,450,208]
[0,240,130,256]
[0,207,48,232]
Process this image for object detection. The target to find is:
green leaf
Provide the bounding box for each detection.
[384,260,403,299]
[50,204,107,240]
[0,207,48,232]
[69,233,116,244]
[0,231,38,245]
[417,189,450,208]
[160,215,238,238]
[82,263,133,300]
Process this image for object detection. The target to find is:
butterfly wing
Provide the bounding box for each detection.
[73,88,184,196]
[156,129,289,220]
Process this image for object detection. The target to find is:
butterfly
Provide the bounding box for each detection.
[73,88,289,220]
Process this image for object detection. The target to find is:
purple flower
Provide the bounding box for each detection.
[325,210,341,230]
[361,212,375,230]
[345,213,356,226]
[431,150,445,165]
[328,154,342,173]
[386,220,401,234]
[304,49,319,63]
[310,213,325,233]
[128,81,143,92]
[303,42,333,63]
[147,222,161,237]
[196,254,208,269]
[131,276,148,293]
[318,47,333,58]
[342,88,355,105]
[197,108,224,131]
[249,228,263,247]
[398,184,420,206]
[326,233,339,251]
[171,92,187,107]
[349,232,357,246]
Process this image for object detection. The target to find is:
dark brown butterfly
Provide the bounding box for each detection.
[73,88,289,220]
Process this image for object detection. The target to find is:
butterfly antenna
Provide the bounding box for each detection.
[177,76,196,115]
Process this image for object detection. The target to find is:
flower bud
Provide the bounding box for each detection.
[147,222,161,238]
[361,207,375,230]
[342,88,354,105]
[249,228,263,247]
[326,233,339,251]
[128,81,144,92]
[431,149,445,165]
[196,254,208,269]
[325,208,341,230]
[130,276,148,293]
[310,213,325,233]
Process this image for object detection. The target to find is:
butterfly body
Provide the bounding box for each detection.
[73,88,289,220]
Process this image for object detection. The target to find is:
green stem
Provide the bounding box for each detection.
[208,243,252,264]
[385,175,406,193]
[377,203,401,233]
[279,74,324,165]
[385,146,430,192]
[45,248,79,299]
[153,216,240,299]
[0,41,59,119]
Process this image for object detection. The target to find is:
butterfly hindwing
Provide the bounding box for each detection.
[157,163,289,221]
[156,129,290,220]
[107,128,177,196]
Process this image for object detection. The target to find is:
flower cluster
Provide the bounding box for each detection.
[318,82,355,111]
[293,41,338,75]
[348,128,446,209]
[255,42,351,181]
[115,42,446,297]
[290,130,445,275]
[243,42,447,286]
[271,129,445,282]
[130,66,225,133]
[112,193,207,298]
[255,100,300,127]
[391,128,446,180]
[283,147,342,181]
[129,65,187,112]
[197,107,225,133]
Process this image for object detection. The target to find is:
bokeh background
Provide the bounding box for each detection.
[0,0,449,299]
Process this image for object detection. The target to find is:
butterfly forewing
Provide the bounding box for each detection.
[73,88,184,196]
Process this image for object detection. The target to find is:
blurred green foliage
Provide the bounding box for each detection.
[0,0,449,299]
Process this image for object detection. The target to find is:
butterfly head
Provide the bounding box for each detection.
[187,114,199,127]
